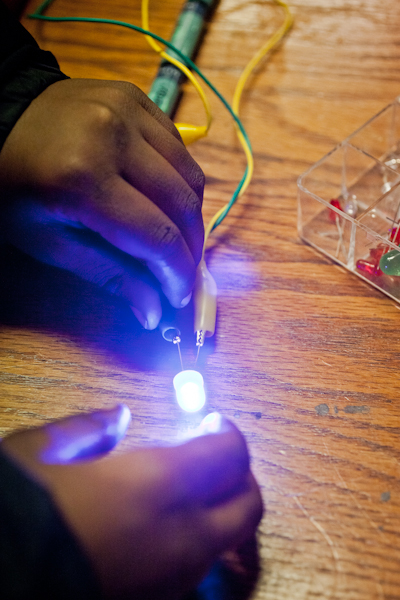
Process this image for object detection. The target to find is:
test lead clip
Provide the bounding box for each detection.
[193,259,217,354]
[160,256,217,362]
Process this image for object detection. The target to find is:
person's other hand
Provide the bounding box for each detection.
[0,79,205,329]
[1,407,263,600]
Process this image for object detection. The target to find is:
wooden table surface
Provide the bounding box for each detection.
[1,0,400,598]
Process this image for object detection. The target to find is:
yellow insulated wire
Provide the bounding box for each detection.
[232,0,294,116]
[202,0,293,248]
[202,128,253,252]
[141,0,212,135]
[142,0,293,248]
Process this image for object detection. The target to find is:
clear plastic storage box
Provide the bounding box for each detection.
[298,97,400,303]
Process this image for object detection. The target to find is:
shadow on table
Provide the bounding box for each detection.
[0,244,215,372]
[185,537,261,600]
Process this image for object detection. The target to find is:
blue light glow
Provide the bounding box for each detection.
[173,370,206,412]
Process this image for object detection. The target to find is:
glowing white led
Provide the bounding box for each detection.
[173,370,206,412]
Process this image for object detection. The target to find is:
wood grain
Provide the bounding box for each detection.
[1,0,400,598]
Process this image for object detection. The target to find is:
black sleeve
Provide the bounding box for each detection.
[0,1,68,152]
[0,449,101,599]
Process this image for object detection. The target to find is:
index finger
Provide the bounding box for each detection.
[81,175,197,308]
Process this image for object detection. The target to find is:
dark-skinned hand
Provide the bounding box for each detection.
[1,406,263,599]
[0,79,205,329]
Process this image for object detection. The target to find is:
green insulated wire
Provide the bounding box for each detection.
[29,0,253,231]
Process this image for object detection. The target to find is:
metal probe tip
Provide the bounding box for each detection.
[196,330,204,347]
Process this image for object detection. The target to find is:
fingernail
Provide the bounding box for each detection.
[194,412,233,437]
[131,306,149,329]
[180,291,192,308]
[92,404,131,440]
[199,412,223,434]
[146,310,161,331]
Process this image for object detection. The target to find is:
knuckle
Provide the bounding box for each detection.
[49,153,98,193]
[191,164,206,198]
[89,102,120,129]
[183,160,205,199]
[151,221,182,259]
[172,187,204,264]
[100,81,143,115]
[86,265,125,293]
[86,102,127,147]
[176,187,203,228]
[44,104,125,194]
[100,272,126,295]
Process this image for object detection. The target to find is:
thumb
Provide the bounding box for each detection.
[2,404,131,466]
[172,414,250,507]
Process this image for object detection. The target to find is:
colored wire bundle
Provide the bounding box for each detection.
[140,0,292,246]
[29,0,293,245]
[141,0,212,138]
[208,0,293,244]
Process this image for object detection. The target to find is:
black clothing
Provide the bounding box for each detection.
[0,450,100,598]
[0,1,68,152]
[0,4,99,597]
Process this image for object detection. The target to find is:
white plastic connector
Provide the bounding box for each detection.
[193,259,217,346]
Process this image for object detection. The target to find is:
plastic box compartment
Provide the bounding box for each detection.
[298,97,400,303]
